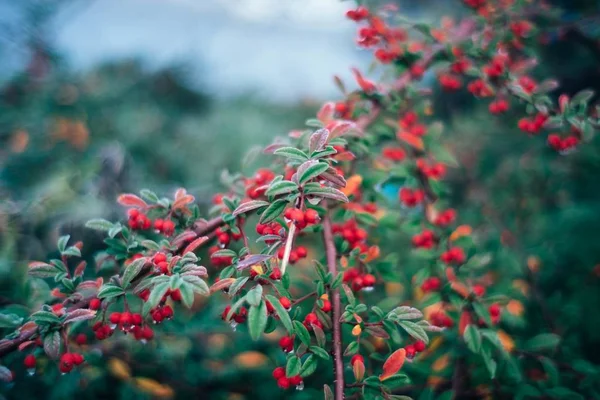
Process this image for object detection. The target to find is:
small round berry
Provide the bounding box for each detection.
[109,312,121,325]
[414,340,426,352]
[279,297,292,310]
[272,366,286,380]
[277,377,291,389]
[75,334,87,345]
[23,354,36,369]
[89,298,101,310]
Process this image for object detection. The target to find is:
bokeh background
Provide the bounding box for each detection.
[1,0,600,399]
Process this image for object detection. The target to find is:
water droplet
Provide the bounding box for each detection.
[296,382,304,391]
[27,368,35,376]
[230,321,238,331]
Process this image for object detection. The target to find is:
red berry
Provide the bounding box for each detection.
[320,299,332,313]
[109,312,121,325]
[89,298,101,310]
[72,353,84,365]
[489,303,501,317]
[304,209,320,224]
[272,367,286,380]
[279,297,292,310]
[75,334,87,345]
[414,340,426,352]
[362,274,376,287]
[277,377,291,389]
[269,268,282,281]
[24,354,36,369]
[279,336,294,353]
[289,375,303,386]
[295,246,307,258]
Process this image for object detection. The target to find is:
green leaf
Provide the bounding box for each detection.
[259,199,288,223]
[28,262,60,278]
[430,145,458,167]
[481,345,497,378]
[571,89,594,106]
[303,186,349,203]
[472,301,493,326]
[274,147,310,162]
[313,323,326,347]
[148,282,170,310]
[122,257,147,288]
[229,277,250,297]
[248,301,268,340]
[97,284,125,299]
[463,324,482,353]
[398,321,428,344]
[57,235,70,252]
[300,355,318,378]
[309,345,330,360]
[139,189,159,203]
[182,275,209,295]
[246,285,263,307]
[31,311,61,326]
[266,294,293,333]
[298,161,329,185]
[179,282,195,308]
[343,341,359,356]
[43,331,61,359]
[265,180,298,197]
[232,200,270,217]
[286,355,301,377]
[293,320,311,346]
[85,218,114,231]
[523,333,560,352]
[0,313,23,328]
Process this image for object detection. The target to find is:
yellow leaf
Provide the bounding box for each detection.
[527,256,541,273]
[234,351,268,368]
[497,330,515,353]
[250,264,264,276]
[352,325,362,336]
[133,377,174,398]
[385,282,404,296]
[108,358,131,381]
[432,353,450,372]
[512,279,529,296]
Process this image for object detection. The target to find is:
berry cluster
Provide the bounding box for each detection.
[342,268,377,292]
[283,207,320,229]
[276,245,308,265]
[404,340,427,358]
[547,133,579,153]
[59,352,85,374]
[272,367,304,390]
[416,159,446,180]
[332,219,369,253]
[412,230,436,249]
[440,247,466,265]
[399,187,425,208]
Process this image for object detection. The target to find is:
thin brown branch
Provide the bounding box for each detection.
[323,212,345,400]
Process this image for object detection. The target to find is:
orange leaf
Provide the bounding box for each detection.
[450,225,472,241]
[396,131,424,150]
[117,194,147,208]
[341,174,362,197]
[379,348,406,381]
[450,281,470,298]
[363,245,380,263]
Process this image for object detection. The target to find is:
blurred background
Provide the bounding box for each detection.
[1,0,600,399]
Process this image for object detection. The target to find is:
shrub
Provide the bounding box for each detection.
[1,1,599,399]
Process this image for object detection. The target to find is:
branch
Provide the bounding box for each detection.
[323,212,345,400]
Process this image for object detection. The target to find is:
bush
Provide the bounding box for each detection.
[1,1,600,399]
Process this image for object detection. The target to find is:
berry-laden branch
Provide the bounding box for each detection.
[1,1,600,399]
[322,212,344,399]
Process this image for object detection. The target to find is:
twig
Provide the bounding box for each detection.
[323,212,345,400]
[280,223,297,275]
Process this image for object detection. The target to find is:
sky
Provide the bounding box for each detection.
[48,0,369,102]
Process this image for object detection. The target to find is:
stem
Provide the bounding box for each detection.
[323,213,344,400]
[280,223,297,275]
[237,219,250,252]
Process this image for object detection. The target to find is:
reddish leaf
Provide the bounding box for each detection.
[210,278,236,293]
[18,340,36,352]
[117,194,147,208]
[63,309,96,325]
[379,348,406,381]
[458,311,472,336]
[74,261,87,277]
[317,102,335,123]
[183,236,209,255]
[172,230,198,248]
[353,359,365,382]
